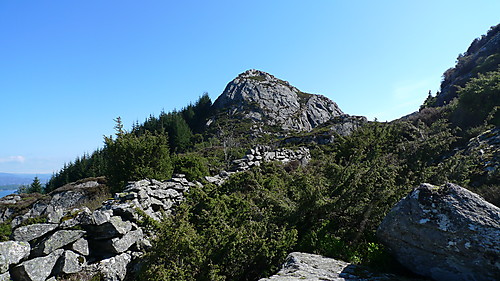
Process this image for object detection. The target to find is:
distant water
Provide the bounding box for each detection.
[0,189,16,198]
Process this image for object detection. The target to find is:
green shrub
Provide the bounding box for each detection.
[0,220,12,242]
[173,154,209,182]
[104,119,173,192]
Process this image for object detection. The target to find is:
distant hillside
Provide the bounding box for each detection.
[428,23,500,107]
[0,173,51,189]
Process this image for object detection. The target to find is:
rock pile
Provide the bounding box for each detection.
[231,145,310,172]
[378,183,500,281]
[0,174,199,281]
[0,146,311,281]
[204,146,311,186]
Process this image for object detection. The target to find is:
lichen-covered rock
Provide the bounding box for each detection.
[0,241,30,273]
[88,216,132,239]
[71,238,90,256]
[259,252,419,281]
[54,250,85,274]
[98,229,143,254]
[12,223,58,242]
[33,230,85,256]
[0,271,9,281]
[377,183,500,281]
[213,69,344,132]
[98,252,131,281]
[11,249,64,281]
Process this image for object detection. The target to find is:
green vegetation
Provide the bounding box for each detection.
[36,26,499,281]
[0,220,12,241]
[104,118,173,192]
[451,69,500,130]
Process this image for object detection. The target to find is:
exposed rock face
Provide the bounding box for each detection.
[377,183,500,281]
[435,24,500,106]
[259,252,423,281]
[213,69,344,132]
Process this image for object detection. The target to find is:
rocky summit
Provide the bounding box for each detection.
[212,69,344,132]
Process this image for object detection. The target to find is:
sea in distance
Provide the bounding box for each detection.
[0,189,16,198]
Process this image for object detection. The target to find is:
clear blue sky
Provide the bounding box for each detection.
[1,0,499,174]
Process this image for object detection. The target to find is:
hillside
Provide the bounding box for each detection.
[1,24,498,281]
[426,24,500,107]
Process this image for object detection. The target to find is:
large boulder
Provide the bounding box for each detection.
[377,183,500,281]
[11,249,64,281]
[12,223,58,242]
[98,252,131,281]
[0,271,10,281]
[33,230,86,256]
[88,215,132,239]
[100,229,143,254]
[0,241,30,273]
[54,250,85,274]
[259,252,420,281]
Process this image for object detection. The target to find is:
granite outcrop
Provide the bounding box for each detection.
[212,69,345,132]
[377,183,500,281]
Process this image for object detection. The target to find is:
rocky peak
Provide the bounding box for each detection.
[212,69,344,132]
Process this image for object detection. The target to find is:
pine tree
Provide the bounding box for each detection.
[28,176,43,194]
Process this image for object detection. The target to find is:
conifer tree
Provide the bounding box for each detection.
[28,176,43,193]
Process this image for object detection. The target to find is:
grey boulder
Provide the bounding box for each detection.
[12,223,58,242]
[98,252,131,281]
[33,230,85,256]
[0,241,30,273]
[11,249,64,281]
[54,250,85,274]
[89,216,132,239]
[259,252,416,281]
[71,238,90,256]
[378,183,500,281]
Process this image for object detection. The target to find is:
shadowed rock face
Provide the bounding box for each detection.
[213,69,344,132]
[377,183,500,281]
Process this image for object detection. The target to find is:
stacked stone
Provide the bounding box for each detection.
[0,176,197,281]
[0,146,312,281]
[231,145,311,172]
[113,175,198,221]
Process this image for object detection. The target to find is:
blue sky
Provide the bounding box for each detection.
[1,0,499,174]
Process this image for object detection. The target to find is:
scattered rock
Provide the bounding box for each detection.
[0,241,30,273]
[378,183,500,281]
